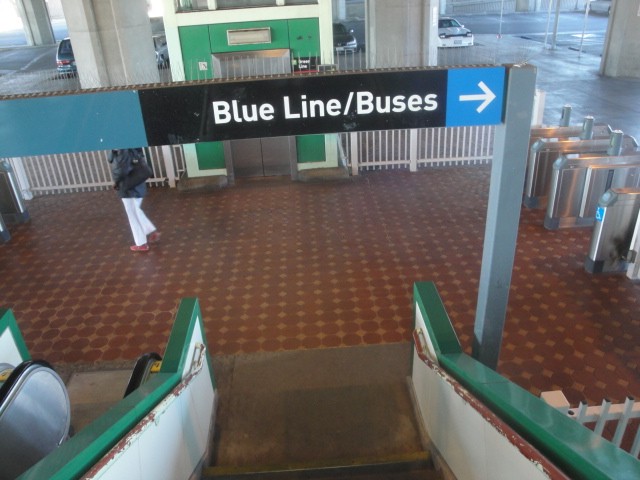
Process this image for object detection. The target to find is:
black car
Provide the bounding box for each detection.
[333,23,358,53]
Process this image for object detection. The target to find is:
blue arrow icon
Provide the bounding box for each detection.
[446,67,505,127]
[459,81,496,113]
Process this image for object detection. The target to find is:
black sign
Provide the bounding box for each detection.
[139,69,448,146]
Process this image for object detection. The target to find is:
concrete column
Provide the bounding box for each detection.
[16,0,55,45]
[366,0,438,68]
[333,0,346,21]
[600,0,640,78]
[60,0,159,88]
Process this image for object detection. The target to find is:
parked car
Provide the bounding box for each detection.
[333,23,358,54]
[56,38,76,74]
[588,1,611,15]
[153,34,170,67]
[437,17,474,48]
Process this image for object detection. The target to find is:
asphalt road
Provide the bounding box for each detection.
[339,11,609,55]
[0,11,611,96]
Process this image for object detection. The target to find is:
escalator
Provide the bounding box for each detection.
[0,353,163,480]
[0,360,70,480]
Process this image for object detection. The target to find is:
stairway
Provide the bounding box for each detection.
[203,343,443,479]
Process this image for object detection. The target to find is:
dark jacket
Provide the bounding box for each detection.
[108,149,148,199]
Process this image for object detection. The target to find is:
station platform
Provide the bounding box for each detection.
[2,166,638,409]
[1,29,639,474]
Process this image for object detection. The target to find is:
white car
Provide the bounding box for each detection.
[588,1,611,15]
[438,17,474,48]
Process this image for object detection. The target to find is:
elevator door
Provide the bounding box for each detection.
[212,49,295,178]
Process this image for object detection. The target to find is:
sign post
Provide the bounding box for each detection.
[472,64,537,369]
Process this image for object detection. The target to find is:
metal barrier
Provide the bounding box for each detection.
[585,188,640,274]
[529,117,612,148]
[0,214,8,244]
[524,132,638,209]
[544,153,640,230]
[542,390,640,459]
[0,160,29,224]
[626,208,640,281]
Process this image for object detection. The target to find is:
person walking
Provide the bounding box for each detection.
[108,148,160,252]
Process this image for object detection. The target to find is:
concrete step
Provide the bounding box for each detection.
[202,452,439,479]
[208,343,436,479]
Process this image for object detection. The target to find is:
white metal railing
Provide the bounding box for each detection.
[445,0,587,14]
[542,390,640,459]
[4,145,185,198]
[342,126,494,174]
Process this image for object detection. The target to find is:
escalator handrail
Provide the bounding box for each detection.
[123,352,162,398]
[0,360,55,411]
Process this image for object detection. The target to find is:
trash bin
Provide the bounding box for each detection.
[0,160,29,224]
[585,188,640,274]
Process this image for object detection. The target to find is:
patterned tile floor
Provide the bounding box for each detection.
[1,167,638,409]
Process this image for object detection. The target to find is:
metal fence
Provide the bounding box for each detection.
[341,126,494,174]
[542,391,640,459]
[445,0,588,14]
[5,145,185,198]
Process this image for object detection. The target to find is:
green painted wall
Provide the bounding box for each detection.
[180,18,326,173]
[288,18,320,58]
[196,141,225,170]
[178,25,213,81]
[209,20,290,54]
[296,134,326,163]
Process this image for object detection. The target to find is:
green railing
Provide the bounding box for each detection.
[414,281,640,480]
[17,297,215,480]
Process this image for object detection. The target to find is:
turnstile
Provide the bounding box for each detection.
[0,160,30,224]
[529,119,612,149]
[523,133,638,209]
[585,188,640,274]
[544,153,640,229]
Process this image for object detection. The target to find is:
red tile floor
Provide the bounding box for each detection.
[1,166,638,409]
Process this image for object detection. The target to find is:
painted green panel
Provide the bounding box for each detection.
[209,20,289,54]
[440,353,640,480]
[0,309,31,362]
[19,297,216,479]
[179,25,213,81]
[413,282,462,356]
[296,134,326,163]
[288,18,320,57]
[0,91,146,157]
[196,141,225,170]
[414,282,640,480]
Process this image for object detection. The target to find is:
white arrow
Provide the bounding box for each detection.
[459,81,496,113]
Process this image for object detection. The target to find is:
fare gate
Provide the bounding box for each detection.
[523,132,638,209]
[528,117,612,149]
[585,188,640,274]
[544,153,640,230]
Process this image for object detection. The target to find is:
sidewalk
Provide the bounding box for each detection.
[474,33,640,140]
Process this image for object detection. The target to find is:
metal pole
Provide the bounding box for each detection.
[579,1,591,57]
[544,0,553,48]
[472,64,537,370]
[551,0,562,50]
[498,0,505,38]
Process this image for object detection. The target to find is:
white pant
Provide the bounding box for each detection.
[122,198,156,246]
